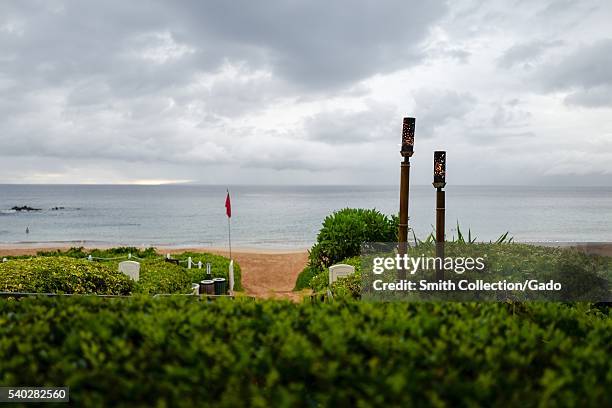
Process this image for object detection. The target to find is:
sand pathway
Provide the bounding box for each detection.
[205,249,309,300]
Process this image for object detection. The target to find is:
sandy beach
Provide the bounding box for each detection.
[0,245,311,300]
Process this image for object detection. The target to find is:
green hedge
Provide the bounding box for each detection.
[134,260,191,294]
[0,297,609,406]
[35,246,159,260]
[2,247,241,295]
[0,257,133,295]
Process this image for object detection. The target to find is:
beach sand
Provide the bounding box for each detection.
[0,245,310,301]
[167,247,310,301]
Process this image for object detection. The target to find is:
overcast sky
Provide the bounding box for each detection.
[1,0,611,185]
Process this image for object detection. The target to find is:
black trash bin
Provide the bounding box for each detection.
[213,277,227,295]
[199,280,215,295]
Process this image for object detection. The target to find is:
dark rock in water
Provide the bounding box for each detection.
[50,206,66,211]
[11,206,42,212]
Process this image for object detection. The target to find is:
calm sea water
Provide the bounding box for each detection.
[0,185,611,248]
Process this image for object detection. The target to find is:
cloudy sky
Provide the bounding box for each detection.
[1,0,611,185]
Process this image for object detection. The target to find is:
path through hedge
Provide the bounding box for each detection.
[203,249,309,300]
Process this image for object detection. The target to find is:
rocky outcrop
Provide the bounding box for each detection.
[11,206,42,212]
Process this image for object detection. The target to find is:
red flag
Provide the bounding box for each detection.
[225,190,231,218]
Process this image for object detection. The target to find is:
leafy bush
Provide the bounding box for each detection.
[0,257,133,295]
[295,208,397,290]
[3,247,241,294]
[294,265,321,292]
[309,208,397,269]
[134,260,191,294]
[330,272,361,299]
[0,296,609,406]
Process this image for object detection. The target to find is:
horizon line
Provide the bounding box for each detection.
[1,183,612,188]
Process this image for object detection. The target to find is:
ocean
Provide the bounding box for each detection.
[0,185,611,249]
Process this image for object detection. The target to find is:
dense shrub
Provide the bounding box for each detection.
[0,257,133,295]
[0,296,609,406]
[294,265,321,292]
[330,272,361,299]
[309,208,397,269]
[3,247,241,294]
[295,208,397,290]
[134,260,191,294]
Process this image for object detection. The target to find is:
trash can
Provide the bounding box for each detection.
[191,283,200,295]
[199,280,215,295]
[213,277,227,295]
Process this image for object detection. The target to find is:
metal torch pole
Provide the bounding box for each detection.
[398,157,410,279]
[435,187,445,281]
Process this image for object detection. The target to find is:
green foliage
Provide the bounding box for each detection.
[295,208,397,290]
[0,296,609,406]
[494,231,513,244]
[134,260,191,294]
[330,272,362,300]
[419,223,513,245]
[36,246,159,259]
[0,257,133,295]
[455,221,477,244]
[309,208,397,270]
[1,248,240,294]
[293,265,320,291]
[307,242,612,302]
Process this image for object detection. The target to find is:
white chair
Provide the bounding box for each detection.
[118,261,140,281]
[329,264,355,286]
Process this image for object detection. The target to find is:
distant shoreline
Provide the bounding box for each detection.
[1,241,612,257]
[0,243,310,257]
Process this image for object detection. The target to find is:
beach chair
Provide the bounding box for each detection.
[118,261,140,281]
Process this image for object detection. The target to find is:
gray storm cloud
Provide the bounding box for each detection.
[0,0,611,185]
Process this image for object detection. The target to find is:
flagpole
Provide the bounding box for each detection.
[226,188,232,260]
[228,215,232,260]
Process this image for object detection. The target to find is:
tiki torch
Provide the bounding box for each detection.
[398,117,415,279]
[433,151,446,281]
